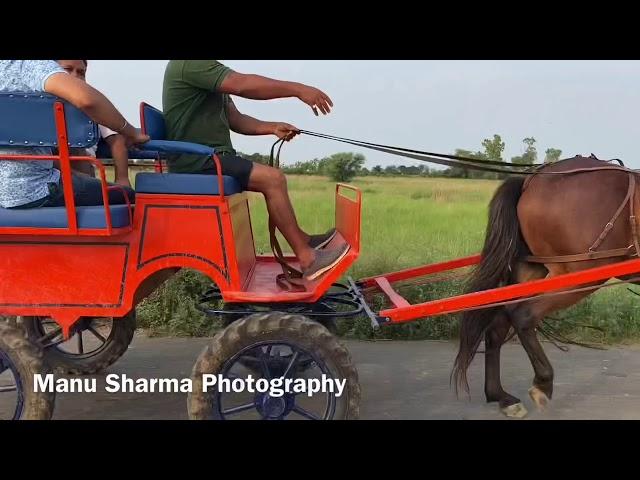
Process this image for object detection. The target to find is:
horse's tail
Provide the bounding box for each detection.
[452,176,527,394]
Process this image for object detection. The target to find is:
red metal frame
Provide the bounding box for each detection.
[364,253,640,323]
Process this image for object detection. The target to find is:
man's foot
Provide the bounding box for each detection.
[308,228,337,250]
[302,244,350,280]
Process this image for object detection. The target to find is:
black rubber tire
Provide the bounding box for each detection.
[20,312,137,375]
[0,322,55,420]
[188,312,360,420]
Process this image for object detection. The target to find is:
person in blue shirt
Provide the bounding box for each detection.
[0,60,148,209]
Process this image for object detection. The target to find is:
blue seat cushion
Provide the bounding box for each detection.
[135,172,243,196]
[0,205,132,228]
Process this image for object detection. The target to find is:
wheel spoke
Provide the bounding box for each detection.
[282,351,300,379]
[87,326,107,343]
[260,347,272,380]
[0,384,17,393]
[77,332,84,354]
[47,336,67,348]
[292,405,321,420]
[38,327,63,345]
[222,402,256,416]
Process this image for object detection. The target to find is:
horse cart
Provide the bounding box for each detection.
[2,93,639,420]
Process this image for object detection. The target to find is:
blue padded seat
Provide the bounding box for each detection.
[135,172,242,196]
[136,103,244,196]
[0,92,131,229]
[0,92,98,148]
[0,205,132,229]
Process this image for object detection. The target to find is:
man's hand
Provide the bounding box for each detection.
[297,85,333,116]
[272,123,300,141]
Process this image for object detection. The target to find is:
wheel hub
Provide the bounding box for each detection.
[255,392,296,419]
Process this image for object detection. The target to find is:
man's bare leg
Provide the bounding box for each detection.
[248,163,315,268]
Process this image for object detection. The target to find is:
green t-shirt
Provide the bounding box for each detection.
[162,60,236,173]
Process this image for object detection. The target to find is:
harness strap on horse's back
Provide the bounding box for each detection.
[526,171,640,264]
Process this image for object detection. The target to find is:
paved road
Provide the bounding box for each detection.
[42,334,640,420]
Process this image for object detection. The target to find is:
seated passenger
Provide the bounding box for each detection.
[56,60,132,189]
[162,60,349,280]
[0,60,146,210]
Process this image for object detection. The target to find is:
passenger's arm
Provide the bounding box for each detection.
[104,134,131,188]
[44,73,149,147]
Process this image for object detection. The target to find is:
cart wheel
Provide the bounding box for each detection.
[20,312,136,375]
[188,312,360,420]
[0,322,55,420]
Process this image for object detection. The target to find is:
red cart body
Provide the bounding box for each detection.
[0,94,361,337]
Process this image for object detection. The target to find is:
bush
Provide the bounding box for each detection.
[136,269,223,337]
[327,153,365,182]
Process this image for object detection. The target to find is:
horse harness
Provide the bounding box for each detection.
[521,162,640,264]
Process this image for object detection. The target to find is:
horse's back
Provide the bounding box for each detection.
[518,155,634,258]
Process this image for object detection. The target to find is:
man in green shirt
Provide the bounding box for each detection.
[162,60,349,281]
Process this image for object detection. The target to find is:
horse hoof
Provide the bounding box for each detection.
[500,402,528,418]
[528,386,550,411]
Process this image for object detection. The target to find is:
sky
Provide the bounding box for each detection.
[87,60,640,169]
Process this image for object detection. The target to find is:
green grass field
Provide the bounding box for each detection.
[132,172,640,343]
[246,175,493,277]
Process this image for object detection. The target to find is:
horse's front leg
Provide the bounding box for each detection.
[484,312,527,417]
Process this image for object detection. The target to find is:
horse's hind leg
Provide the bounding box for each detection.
[484,312,527,418]
[484,261,547,417]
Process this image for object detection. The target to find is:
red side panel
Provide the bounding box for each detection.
[228,194,256,290]
[137,196,228,273]
[0,242,127,306]
[335,184,361,248]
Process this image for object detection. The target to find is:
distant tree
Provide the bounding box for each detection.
[511,137,538,165]
[522,137,537,162]
[237,152,270,165]
[544,148,562,163]
[447,149,475,178]
[481,134,505,161]
[384,165,399,176]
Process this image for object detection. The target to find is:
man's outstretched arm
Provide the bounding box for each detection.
[219,71,333,116]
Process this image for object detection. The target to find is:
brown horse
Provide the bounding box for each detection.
[452,155,640,418]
